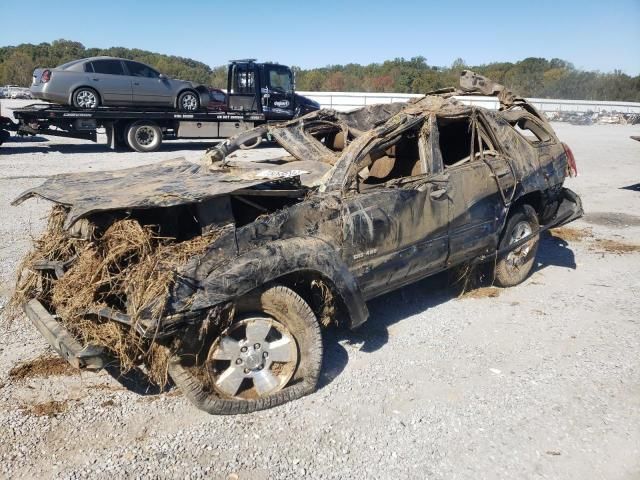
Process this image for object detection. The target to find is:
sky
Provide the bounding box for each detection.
[1,0,639,75]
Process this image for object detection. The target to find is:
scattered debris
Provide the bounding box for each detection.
[546,111,640,126]
[8,354,78,380]
[591,239,640,254]
[549,226,593,242]
[545,450,562,456]
[25,400,68,417]
[460,287,502,299]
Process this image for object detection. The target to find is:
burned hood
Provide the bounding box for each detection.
[12,158,327,229]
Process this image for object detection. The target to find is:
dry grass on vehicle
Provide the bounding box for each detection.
[9,205,219,387]
[9,354,78,380]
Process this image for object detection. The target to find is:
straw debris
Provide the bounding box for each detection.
[9,206,219,386]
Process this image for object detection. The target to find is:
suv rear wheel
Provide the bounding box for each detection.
[168,285,323,415]
[495,204,540,287]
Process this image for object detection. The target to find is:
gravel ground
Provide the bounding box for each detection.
[1,99,639,479]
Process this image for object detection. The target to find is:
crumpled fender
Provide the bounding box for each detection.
[189,237,369,329]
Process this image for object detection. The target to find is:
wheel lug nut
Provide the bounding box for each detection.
[235,358,242,365]
[263,352,269,358]
[240,346,248,353]
[254,343,260,350]
[244,368,250,374]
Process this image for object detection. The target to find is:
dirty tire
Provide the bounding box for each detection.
[495,204,540,287]
[72,87,100,109]
[168,285,322,415]
[126,121,162,153]
[177,90,200,112]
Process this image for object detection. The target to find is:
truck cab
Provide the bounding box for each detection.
[227,60,317,120]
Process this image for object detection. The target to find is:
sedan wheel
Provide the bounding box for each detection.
[178,91,199,112]
[73,88,99,109]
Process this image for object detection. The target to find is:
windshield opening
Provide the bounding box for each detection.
[267,66,293,93]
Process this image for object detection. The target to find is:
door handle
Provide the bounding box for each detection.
[133,82,140,86]
[430,188,447,200]
[92,78,99,81]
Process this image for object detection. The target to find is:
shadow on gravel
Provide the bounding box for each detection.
[534,231,577,272]
[325,232,577,364]
[105,363,172,396]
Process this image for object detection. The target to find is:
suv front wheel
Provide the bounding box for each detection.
[169,285,323,415]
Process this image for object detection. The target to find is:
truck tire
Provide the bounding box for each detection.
[126,121,163,152]
[72,87,100,109]
[177,90,200,112]
[168,285,323,415]
[494,204,540,287]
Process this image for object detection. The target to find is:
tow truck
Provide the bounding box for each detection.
[0,60,319,152]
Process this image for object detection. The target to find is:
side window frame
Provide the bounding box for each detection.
[351,127,430,191]
[91,59,126,76]
[502,111,554,146]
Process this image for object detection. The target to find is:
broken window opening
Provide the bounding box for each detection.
[509,118,552,144]
[357,130,425,187]
[230,193,301,227]
[437,117,475,168]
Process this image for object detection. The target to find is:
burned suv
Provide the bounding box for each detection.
[11,72,582,414]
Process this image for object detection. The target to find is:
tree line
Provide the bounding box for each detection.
[1,40,638,102]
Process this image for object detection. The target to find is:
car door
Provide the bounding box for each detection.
[431,113,515,266]
[340,124,449,299]
[87,59,132,105]
[125,61,173,106]
[262,64,295,120]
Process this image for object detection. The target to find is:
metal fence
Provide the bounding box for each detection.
[297,91,640,114]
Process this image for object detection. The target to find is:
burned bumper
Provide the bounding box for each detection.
[23,299,109,370]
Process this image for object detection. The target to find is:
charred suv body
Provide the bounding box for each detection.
[12,71,582,414]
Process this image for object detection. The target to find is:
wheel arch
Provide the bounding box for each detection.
[190,237,369,330]
[509,190,543,218]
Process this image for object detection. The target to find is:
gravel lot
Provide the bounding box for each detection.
[1,99,639,479]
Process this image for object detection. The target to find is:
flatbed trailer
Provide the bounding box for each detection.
[6,103,267,152]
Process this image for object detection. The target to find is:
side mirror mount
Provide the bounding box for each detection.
[158,73,167,80]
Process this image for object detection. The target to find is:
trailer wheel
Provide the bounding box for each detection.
[126,121,162,152]
[72,87,100,109]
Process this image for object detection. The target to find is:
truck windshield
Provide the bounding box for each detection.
[267,66,293,93]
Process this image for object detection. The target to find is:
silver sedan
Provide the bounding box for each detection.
[31,56,210,111]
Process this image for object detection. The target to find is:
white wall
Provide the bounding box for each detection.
[297,91,640,114]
